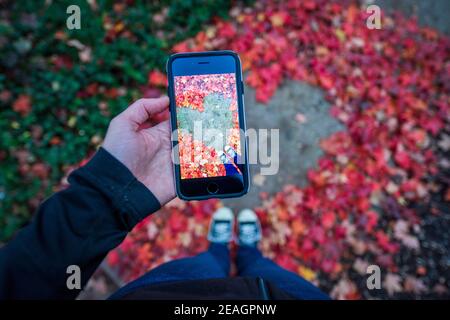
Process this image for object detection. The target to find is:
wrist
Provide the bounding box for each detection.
[75,148,161,229]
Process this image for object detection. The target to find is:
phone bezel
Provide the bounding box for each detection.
[167,50,250,200]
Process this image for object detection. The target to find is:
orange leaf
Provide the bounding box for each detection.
[13,95,32,116]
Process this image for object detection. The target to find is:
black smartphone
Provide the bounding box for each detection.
[167,51,249,200]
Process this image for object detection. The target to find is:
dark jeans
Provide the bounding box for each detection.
[110,244,330,300]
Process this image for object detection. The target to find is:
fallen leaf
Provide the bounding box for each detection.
[148,70,167,87]
[13,94,32,116]
[331,278,360,300]
[298,265,317,281]
[404,276,427,295]
[295,112,307,124]
[383,273,403,296]
[253,173,266,187]
[437,134,450,151]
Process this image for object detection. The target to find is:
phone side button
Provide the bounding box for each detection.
[207,182,219,194]
[241,80,245,94]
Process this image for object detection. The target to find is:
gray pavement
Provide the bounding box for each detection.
[375,0,450,34]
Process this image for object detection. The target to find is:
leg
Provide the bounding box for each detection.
[110,207,235,299]
[110,243,229,299]
[236,246,330,300]
[140,242,230,283]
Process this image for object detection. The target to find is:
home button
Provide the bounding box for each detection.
[207,182,219,194]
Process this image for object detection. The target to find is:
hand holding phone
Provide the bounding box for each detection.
[167,51,249,200]
[103,97,176,205]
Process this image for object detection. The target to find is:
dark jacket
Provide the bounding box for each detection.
[0,148,293,300]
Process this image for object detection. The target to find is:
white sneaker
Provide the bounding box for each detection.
[237,209,262,247]
[207,207,234,244]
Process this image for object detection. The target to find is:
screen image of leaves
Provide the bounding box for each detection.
[175,74,239,178]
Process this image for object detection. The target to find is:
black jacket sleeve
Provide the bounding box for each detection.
[0,147,161,299]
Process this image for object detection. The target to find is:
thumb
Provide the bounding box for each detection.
[119,97,170,127]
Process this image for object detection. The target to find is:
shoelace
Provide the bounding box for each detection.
[213,222,231,241]
[240,224,258,243]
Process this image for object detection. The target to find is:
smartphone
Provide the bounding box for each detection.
[167,51,249,200]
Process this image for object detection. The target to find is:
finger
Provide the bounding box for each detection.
[120,96,169,125]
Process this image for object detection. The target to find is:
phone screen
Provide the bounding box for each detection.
[173,69,243,180]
